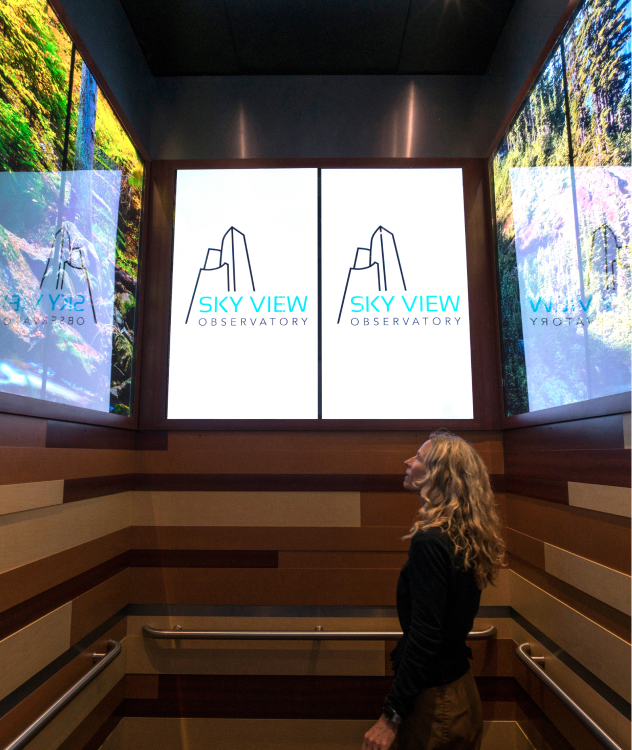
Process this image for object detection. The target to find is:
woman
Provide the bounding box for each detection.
[362,430,505,750]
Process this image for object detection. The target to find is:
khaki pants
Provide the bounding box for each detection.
[392,669,483,750]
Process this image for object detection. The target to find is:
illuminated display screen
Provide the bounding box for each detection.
[493,0,631,416]
[0,0,144,415]
[168,168,473,420]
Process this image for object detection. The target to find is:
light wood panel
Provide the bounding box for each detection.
[0,493,132,574]
[505,494,630,574]
[510,572,631,701]
[512,620,631,750]
[568,482,631,518]
[0,603,71,702]
[130,491,361,527]
[0,479,64,517]
[544,544,631,615]
[21,641,127,750]
[99,717,530,750]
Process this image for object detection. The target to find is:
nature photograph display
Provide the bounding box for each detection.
[0,0,144,414]
[493,0,631,416]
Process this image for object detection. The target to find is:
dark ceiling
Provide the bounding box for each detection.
[119,0,516,76]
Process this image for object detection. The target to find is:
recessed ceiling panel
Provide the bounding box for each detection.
[224,0,411,74]
[398,0,516,74]
[119,0,239,75]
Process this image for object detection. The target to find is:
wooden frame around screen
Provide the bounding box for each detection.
[138,158,504,431]
[487,0,631,429]
[0,0,150,429]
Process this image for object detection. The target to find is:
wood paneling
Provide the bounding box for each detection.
[64,476,135,503]
[510,557,630,642]
[140,432,503,473]
[0,413,47,448]
[128,550,279,568]
[0,603,72,702]
[512,620,631,750]
[504,477,568,504]
[22,640,127,750]
[360,492,427,527]
[130,491,361,527]
[70,571,129,645]
[277,552,407,569]
[544,544,631,616]
[503,415,626,452]
[53,677,124,750]
[510,572,630,701]
[0,479,64,517]
[568,482,631,518]
[46,422,137,450]
[504,449,630,487]
[505,494,631,574]
[130,526,411,551]
[125,674,159,700]
[128,568,399,606]
[0,529,130,614]
[505,530,545,570]
[624,413,631,449]
[0,620,126,750]
[0,447,136,485]
[0,493,132,575]
[0,555,127,641]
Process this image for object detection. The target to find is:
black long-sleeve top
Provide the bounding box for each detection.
[383,527,481,720]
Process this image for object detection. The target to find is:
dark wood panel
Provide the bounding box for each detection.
[135,431,169,450]
[63,475,136,503]
[55,679,124,750]
[46,421,137,450]
[504,415,626,452]
[130,526,411,552]
[504,476,568,504]
[0,530,130,614]
[127,550,278,568]
[505,529,546,570]
[59,472,503,494]
[0,556,128,641]
[128,567,399,606]
[506,494,630,574]
[504,449,631,487]
[70,571,129,644]
[361,493,425,527]
[0,413,47,448]
[509,555,630,642]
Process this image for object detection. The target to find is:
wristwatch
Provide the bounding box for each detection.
[382,705,403,725]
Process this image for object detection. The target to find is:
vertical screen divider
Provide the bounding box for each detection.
[317,168,322,419]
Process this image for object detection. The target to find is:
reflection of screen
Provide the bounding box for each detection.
[167,168,473,420]
[511,166,631,412]
[0,170,121,411]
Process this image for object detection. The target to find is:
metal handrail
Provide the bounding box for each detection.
[517,643,623,750]
[2,640,121,750]
[142,625,497,640]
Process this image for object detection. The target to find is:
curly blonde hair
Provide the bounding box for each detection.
[405,430,505,589]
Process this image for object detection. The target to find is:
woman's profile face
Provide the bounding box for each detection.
[403,440,432,492]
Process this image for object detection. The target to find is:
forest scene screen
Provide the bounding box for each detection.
[0,0,144,415]
[493,0,631,416]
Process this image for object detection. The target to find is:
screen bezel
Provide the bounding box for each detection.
[139,157,504,431]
